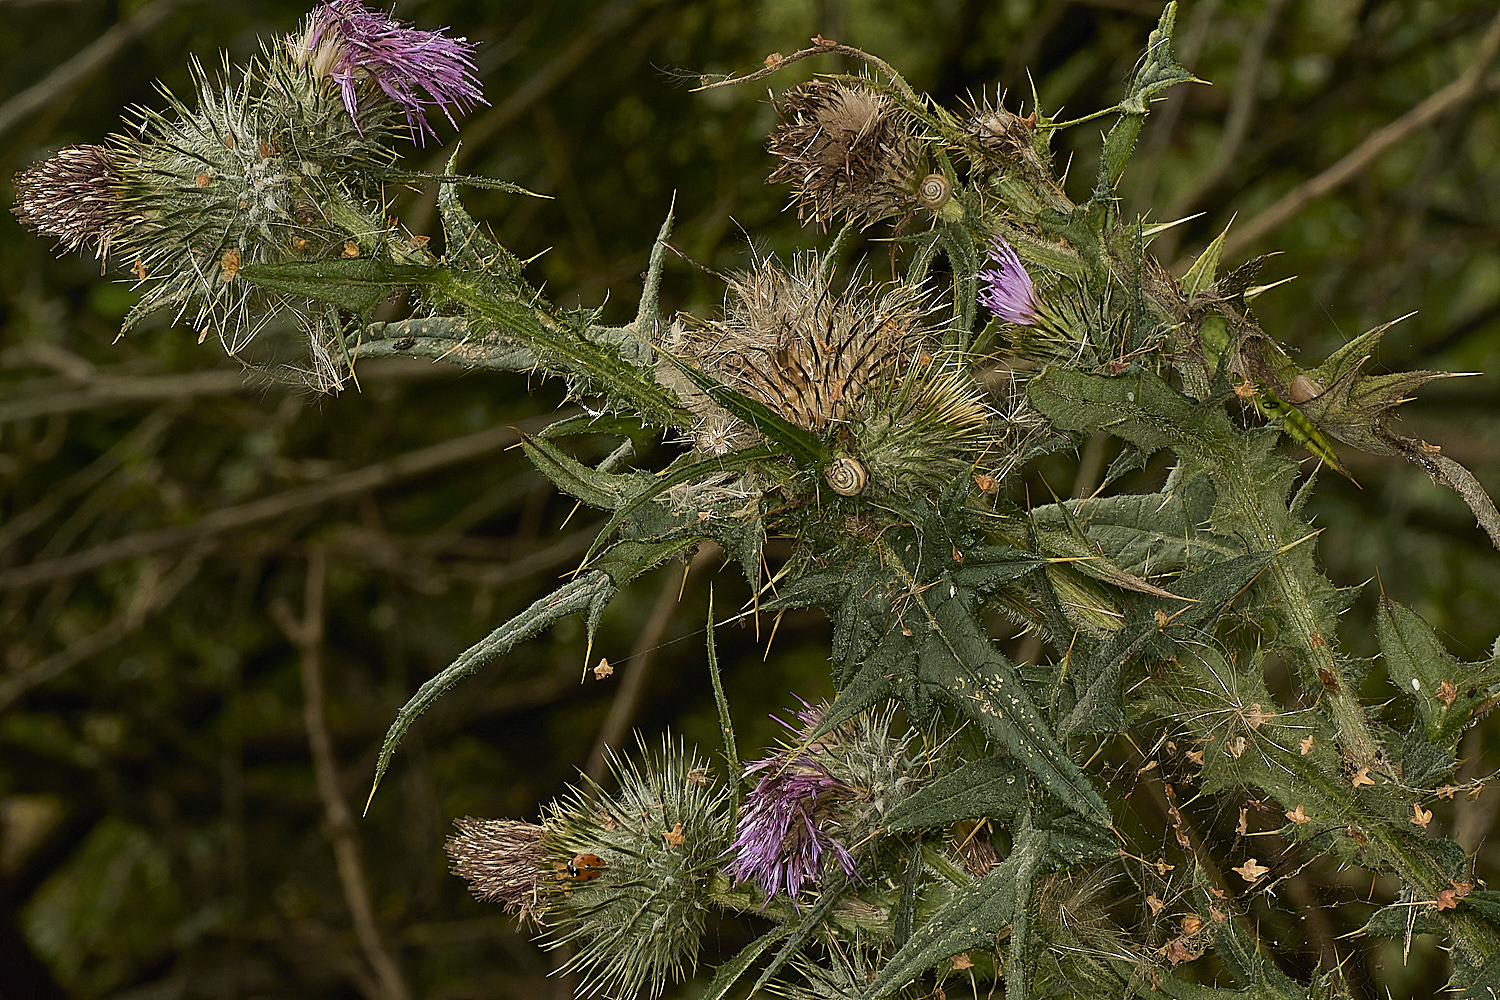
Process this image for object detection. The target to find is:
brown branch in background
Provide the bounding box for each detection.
[693,38,917,100]
[416,472,548,557]
[0,412,570,591]
[584,544,720,782]
[1163,0,1287,221]
[463,526,600,589]
[0,546,209,711]
[0,406,175,553]
[326,522,600,609]
[1215,10,1500,263]
[444,0,648,153]
[404,0,653,237]
[1280,867,1360,1000]
[0,356,443,424]
[0,0,193,142]
[1128,0,1222,210]
[272,549,411,1000]
[1453,726,1499,856]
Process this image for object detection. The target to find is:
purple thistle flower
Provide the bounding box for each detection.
[723,701,858,902]
[977,237,1039,325]
[291,0,487,146]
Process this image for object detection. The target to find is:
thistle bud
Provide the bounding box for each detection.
[960,96,1049,179]
[540,736,729,999]
[661,255,990,499]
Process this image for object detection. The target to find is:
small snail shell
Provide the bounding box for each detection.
[1285,374,1324,404]
[916,173,952,211]
[824,456,868,496]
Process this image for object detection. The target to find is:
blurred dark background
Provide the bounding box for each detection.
[1,1,1498,997]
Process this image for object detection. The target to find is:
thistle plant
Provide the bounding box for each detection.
[16,3,1500,998]
[12,0,503,391]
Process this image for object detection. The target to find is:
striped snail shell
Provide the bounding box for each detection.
[824,456,868,496]
[916,173,952,211]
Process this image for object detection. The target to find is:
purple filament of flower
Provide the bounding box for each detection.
[778,694,823,736]
[724,758,857,902]
[977,237,1039,325]
[301,0,487,145]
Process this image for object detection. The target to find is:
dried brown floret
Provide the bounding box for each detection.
[446,817,548,925]
[766,80,922,229]
[11,144,125,259]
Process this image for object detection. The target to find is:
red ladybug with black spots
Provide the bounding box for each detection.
[567,853,605,881]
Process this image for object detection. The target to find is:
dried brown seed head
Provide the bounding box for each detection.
[766,80,921,229]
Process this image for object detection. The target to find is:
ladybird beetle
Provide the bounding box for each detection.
[567,853,606,881]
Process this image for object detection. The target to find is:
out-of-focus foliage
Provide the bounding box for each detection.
[1,1,1498,998]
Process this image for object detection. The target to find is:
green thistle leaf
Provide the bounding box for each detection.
[749,872,851,993]
[438,167,525,283]
[1093,3,1195,192]
[858,816,1048,1000]
[881,755,1028,832]
[1180,220,1231,301]
[239,256,395,317]
[368,571,615,804]
[1377,597,1500,748]
[1119,2,1197,115]
[519,432,640,512]
[579,441,782,569]
[697,925,793,1000]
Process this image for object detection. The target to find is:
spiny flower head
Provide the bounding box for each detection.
[668,255,927,436]
[539,736,730,999]
[101,55,386,391]
[978,237,1039,325]
[11,144,125,259]
[766,79,921,229]
[659,254,991,499]
[289,0,486,145]
[957,91,1050,181]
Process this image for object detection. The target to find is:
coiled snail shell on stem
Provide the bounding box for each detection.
[916,173,952,211]
[824,456,868,496]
